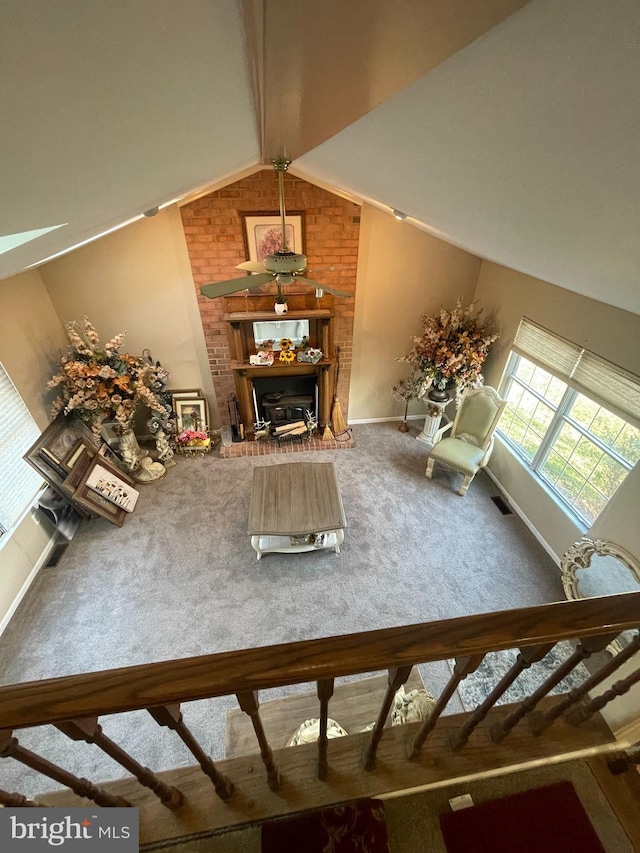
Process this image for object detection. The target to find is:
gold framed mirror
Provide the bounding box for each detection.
[561,537,640,654]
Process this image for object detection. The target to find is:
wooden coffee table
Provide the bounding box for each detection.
[248,462,346,560]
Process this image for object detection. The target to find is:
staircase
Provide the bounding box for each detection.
[0,593,638,850]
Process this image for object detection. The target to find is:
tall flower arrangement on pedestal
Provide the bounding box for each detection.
[47,318,171,436]
[394,297,499,403]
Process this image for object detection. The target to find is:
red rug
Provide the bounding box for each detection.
[440,780,606,853]
[262,799,388,853]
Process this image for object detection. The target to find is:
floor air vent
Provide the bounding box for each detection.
[490,495,513,515]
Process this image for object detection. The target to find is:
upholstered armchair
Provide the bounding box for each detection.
[425,386,507,496]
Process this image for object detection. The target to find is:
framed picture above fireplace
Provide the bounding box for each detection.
[241,212,304,265]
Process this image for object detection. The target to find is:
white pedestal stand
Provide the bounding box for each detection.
[415,396,451,445]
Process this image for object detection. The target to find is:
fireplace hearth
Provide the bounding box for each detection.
[223,306,337,438]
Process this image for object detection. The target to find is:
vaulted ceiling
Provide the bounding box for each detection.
[1,0,638,314]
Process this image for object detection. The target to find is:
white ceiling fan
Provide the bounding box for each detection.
[199,160,352,301]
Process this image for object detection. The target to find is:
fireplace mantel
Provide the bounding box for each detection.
[224,303,336,436]
[224,309,333,322]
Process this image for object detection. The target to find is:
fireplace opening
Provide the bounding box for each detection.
[253,375,317,426]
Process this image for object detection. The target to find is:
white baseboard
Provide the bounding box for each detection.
[0,532,58,638]
[348,415,424,425]
[483,468,561,567]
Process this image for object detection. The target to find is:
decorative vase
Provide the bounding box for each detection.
[427,385,450,402]
[274,302,288,315]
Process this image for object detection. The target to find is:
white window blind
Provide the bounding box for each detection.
[513,318,640,429]
[0,364,42,537]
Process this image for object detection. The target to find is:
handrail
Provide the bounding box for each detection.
[1,592,638,730]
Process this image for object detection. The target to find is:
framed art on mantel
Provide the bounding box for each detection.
[241,212,304,265]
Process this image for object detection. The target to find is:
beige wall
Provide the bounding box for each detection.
[350,205,482,421]
[39,207,218,423]
[0,511,55,634]
[0,270,65,627]
[476,261,640,560]
[0,269,68,429]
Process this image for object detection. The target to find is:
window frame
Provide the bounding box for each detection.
[498,350,639,528]
[0,363,43,542]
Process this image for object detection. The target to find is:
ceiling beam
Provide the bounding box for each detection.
[255,0,531,163]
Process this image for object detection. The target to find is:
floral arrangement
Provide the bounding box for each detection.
[279,350,296,363]
[396,297,499,397]
[297,346,323,364]
[47,317,171,435]
[175,429,209,446]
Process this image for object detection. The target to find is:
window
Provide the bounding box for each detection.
[0,364,42,539]
[497,320,640,527]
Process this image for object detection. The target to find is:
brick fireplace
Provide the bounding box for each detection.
[179,170,360,433]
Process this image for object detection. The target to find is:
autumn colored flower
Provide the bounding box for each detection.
[396,297,499,397]
[47,317,172,433]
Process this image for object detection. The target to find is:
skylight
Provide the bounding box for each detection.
[0,224,66,256]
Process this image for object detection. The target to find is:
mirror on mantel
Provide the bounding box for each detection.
[561,537,640,654]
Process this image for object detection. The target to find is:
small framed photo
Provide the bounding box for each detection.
[63,437,97,472]
[241,212,304,266]
[73,483,128,528]
[98,442,122,467]
[62,447,97,495]
[100,421,122,449]
[66,454,135,527]
[174,397,209,432]
[168,388,203,399]
[24,414,96,494]
[85,460,139,513]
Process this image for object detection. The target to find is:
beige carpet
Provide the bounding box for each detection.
[0,422,567,799]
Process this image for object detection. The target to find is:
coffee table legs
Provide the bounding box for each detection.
[251,529,344,560]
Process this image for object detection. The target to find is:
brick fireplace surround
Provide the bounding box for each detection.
[179,170,360,456]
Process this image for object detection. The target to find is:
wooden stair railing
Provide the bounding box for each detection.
[0,592,638,846]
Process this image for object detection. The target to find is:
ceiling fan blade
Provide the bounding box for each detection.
[200,273,274,299]
[296,276,352,299]
[236,260,267,273]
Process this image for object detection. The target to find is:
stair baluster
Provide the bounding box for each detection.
[236,691,281,791]
[364,666,412,771]
[451,643,554,751]
[566,665,640,726]
[0,730,130,807]
[316,679,335,781]
[55,717,183,808]
[530,632,640,735]
[490,634,617,743]
[148,704,234,799]
[409,655,484,761]
[0,787,41,807]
